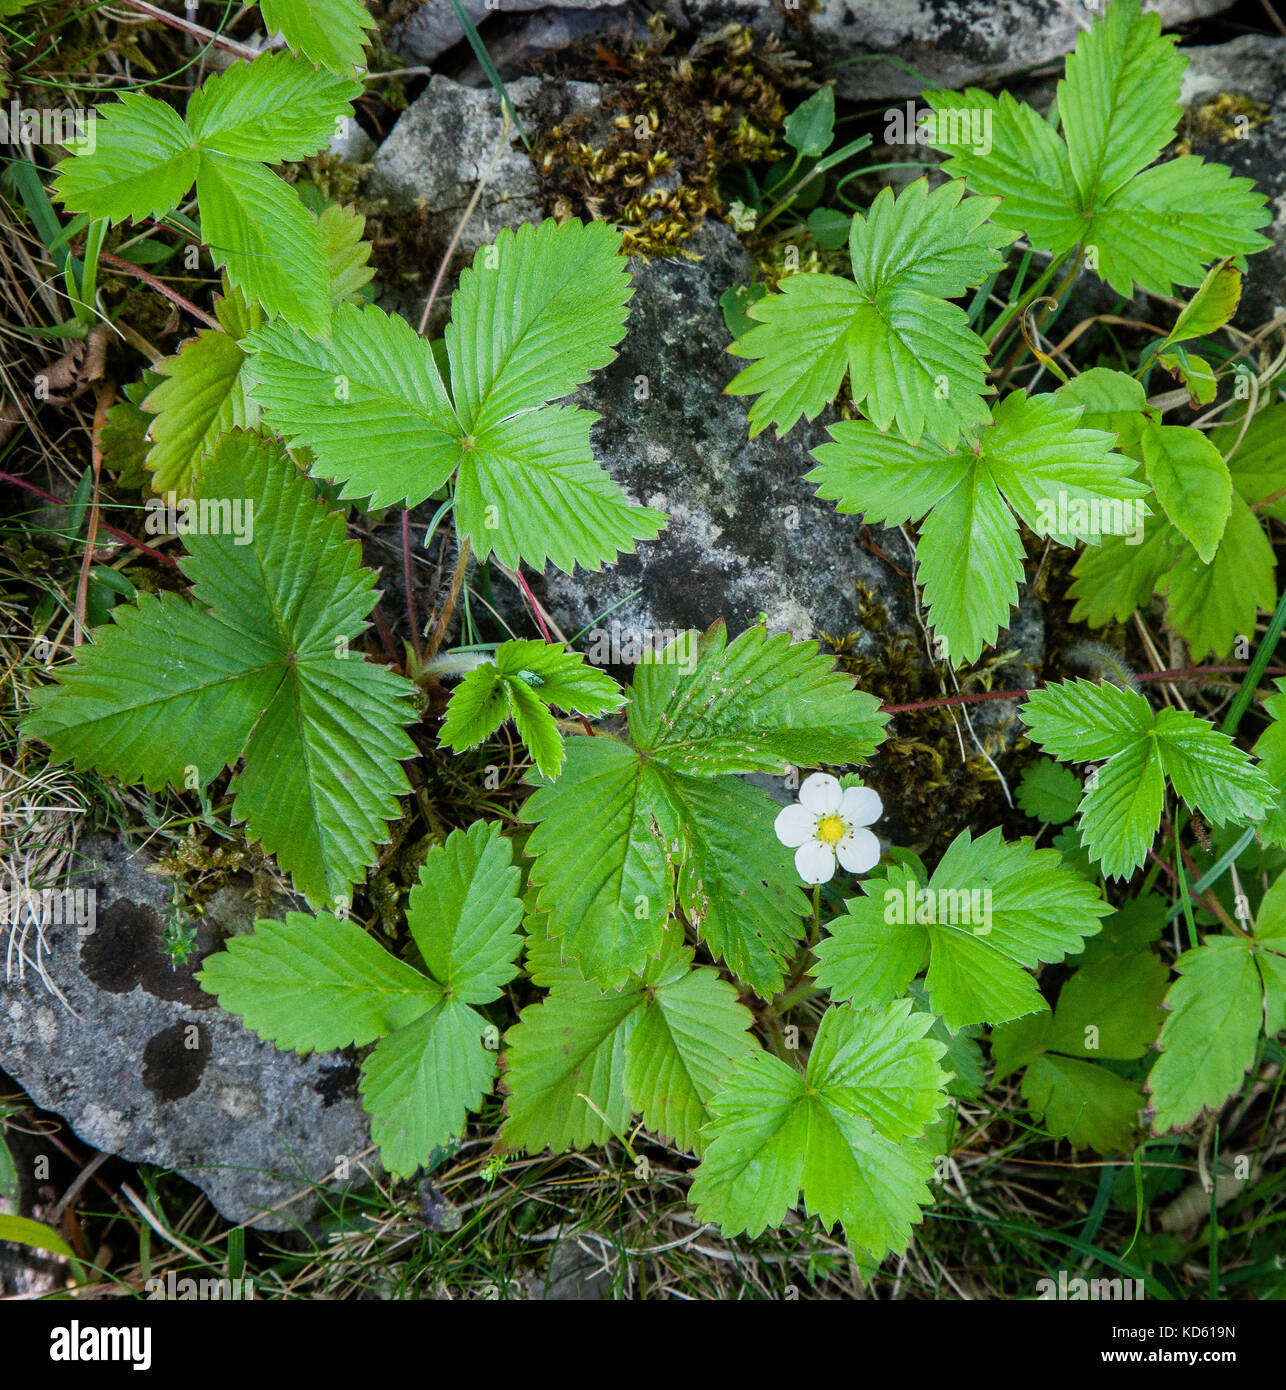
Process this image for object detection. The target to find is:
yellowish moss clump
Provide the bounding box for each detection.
[1175,93,1271,156]
[533,16,802,257]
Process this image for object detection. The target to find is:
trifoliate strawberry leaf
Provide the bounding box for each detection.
[141,284,263,494]
[1017,757,1083,824]
[204,821,524,1175]
[21,430,416,908]
[809,389,1145,664]
[55,54,357,333]
[1140,417,1230,564]
[1022,680,1276,879]
[245,220,664,570]
[690,1001,947,1258]
[815,833,1110,1030]
[926,0,1270,298]
[521,624,881,992]
[440,640,623,779]
[627,622,888,776]
[727,178,1012,447]
[501,930,757,1154]
[197,911,440,1052]
[257,0,376,77]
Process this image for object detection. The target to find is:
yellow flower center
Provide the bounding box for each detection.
[816,814,846,846]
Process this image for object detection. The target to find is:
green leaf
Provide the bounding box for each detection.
[55,91,198,224]
[1022,679,1277,879]
[446,218,632,432]
[440,640,622,778]
[196,154,330,334]
[187,51,360,162]
[627,622,888,776]
[405,818,525,1003]
[665,772,807,998]
[1022,1053,1145,1152]
[1149,935,1268,1131]
[317,201,374,307]
[815,831,1110,1030]
[454,404,665,573]
[1140,418,1231,563]
[727,179,1010,447]
[522,623,878,992]
[1163,260,1242,347]
[1017,757,1083,824]
[499,943,640,1152]
[1058,0,1184,206]
[1044,952,1169,1060]
[809,389,1144,664]
[521,736,678,986]
[244,299,461,509]
[22,431,416,907]
[923,89,1081,254]
[258,0,377,76]
[1158,494,1276,661]
[0,1214,77,1261]
[690,1001,946,1258]
[197,911,439,1052]
[1067,514,1175,629]
[140,286,262,494]
[1085,158,1270,300]
[784,86,834,157]
[362,998,497,1176]
[622,934,758,1152]
[925,1,1270,299]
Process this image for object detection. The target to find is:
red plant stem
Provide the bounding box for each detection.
[97,252,221,330]
[880,665,1286,715]
[0,471,179,567]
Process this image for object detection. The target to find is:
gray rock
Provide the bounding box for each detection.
[1179,36,1286,323]
[393,0,628,64]
[455,7,651,85]
[658,0,1232,100]
[542,217,915,654]
[0,837,370,1230]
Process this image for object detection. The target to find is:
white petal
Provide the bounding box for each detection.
[795,840,837,884]
[840,784,883,828]
[774,803,818,848]
[836,826,881,875]
[798,772,842,814]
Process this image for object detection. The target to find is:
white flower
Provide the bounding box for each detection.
[774,772,883,885]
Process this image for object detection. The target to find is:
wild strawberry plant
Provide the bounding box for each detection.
[14,0,1286,1270]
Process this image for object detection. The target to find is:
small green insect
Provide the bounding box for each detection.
[514,669,546,688]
